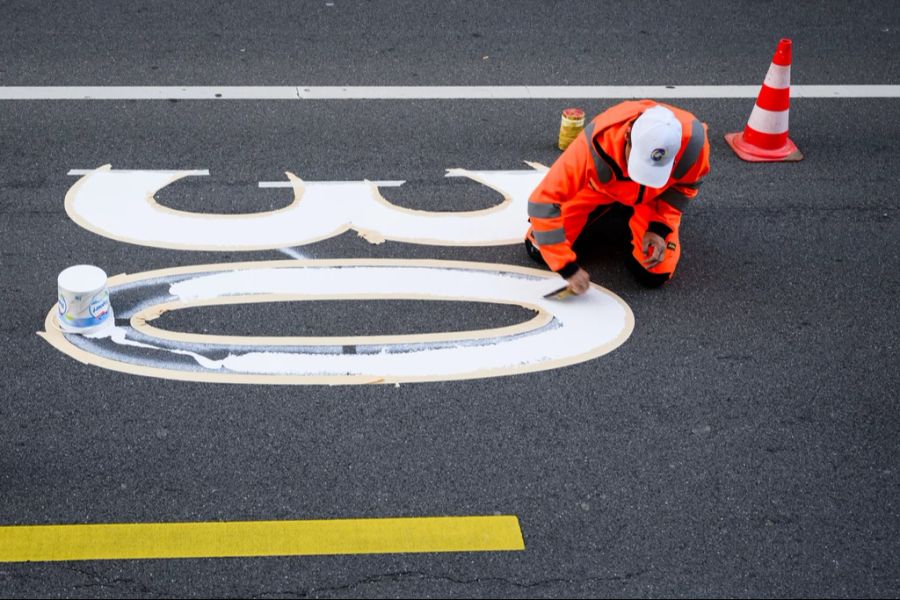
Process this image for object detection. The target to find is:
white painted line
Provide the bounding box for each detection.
[790,85,900,98]
[5,85,900,100]
[13,87,299,100]
[68,169,209,176]
[294,85,769,99]
[259,180,406,188]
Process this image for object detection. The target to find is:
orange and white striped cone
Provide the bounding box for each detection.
[725,38,803,162]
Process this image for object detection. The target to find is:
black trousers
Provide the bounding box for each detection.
[525,203,670,288]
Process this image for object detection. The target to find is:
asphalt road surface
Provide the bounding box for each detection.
[1,1,898,598]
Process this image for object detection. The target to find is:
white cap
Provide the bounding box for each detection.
[627,106,683,188]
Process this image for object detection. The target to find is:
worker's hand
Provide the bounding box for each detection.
[641,232,667,269]
[565,267,591,295]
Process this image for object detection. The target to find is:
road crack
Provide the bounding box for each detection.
[250,568,649,598]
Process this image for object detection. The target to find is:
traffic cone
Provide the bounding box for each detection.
[725,38,803,162]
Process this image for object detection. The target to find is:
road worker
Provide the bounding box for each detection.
[526,100,710,290]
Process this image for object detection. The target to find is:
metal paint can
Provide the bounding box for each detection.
[57,265,114,333]
[558,107,586,151]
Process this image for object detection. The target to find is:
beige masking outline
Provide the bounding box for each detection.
[38,259,635,385]
[65,164,548,251]
[132,293,552,347]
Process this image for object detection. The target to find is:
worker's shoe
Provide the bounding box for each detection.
[625,254,671,288]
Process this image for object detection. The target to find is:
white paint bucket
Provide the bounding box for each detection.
[57,265,114,333]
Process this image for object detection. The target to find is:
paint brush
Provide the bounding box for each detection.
[543,285,575,300]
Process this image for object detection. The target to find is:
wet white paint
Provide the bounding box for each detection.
[87,326,226,370]
[163,264,628,378]
[45,261,633,383]
[65,166,548,250]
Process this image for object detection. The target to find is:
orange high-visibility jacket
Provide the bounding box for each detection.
[528,100,711,275]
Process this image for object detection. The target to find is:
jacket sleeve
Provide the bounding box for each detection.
[647,122,711,238]
[527,132,591,276]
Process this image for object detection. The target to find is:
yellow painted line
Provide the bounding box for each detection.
[0,515,524,562]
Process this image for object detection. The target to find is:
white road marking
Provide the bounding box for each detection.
[39,260,635,385]
[5,85,900,100]
[259,180,406,188]
[64,166,544,250]
[68,169,209,176]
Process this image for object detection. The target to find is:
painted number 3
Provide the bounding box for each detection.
[41,165,633,384]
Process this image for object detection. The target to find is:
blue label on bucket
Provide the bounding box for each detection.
[90,292,110,320]
[62,314,109,327]
[63,313,110,327]
[60,290,111,328]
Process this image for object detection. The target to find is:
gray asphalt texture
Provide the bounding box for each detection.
[1,1,898,598]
